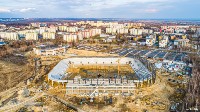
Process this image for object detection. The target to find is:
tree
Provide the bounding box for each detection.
[182,55,200,111]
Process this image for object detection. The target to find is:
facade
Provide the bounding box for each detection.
[33,46,67,56]
[129,29,143,35]
[159,35,169,48]
[78,29,101,39]
[47,26,57,33]
[43,32,56,39]
[0,32,6,39]
[63,34,78,42]
[5,32,19,40]
[25,32,38,40]
[161,25,189,33]
[58,26,78,32]
[174,39,190,47]
[106,28,117,34]
[130,28,153,35]
[146,34,156,46]
[90,28,101,36]
[117,28,129,34]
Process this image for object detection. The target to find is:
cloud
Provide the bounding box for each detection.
[0,0,196,18]
[67,0,172,15]
[145,9,159,13]
[0,8,11,13]
[19,8,36,12]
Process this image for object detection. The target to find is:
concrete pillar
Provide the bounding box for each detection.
[128,87,129,93]
[52,81,54,86]
[148,79,151,86]
[78,87,80,94]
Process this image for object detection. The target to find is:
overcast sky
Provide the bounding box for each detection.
[0,0,199,18]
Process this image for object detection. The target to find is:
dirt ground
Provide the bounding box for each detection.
[66,48,118,57]
[77,72,174,112]
[46,68,175,112]
[44,49,177,112]
[0,49,178,112]
[0,60,34,92]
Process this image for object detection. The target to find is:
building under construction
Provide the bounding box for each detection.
[48,57,156,96]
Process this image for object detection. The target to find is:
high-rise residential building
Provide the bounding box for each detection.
[3,32,19,40]
[25,32,38,40]
[146,34,156,46]
[106,28,117,34]
[58,26,78,32]
[159,35,169,48]
[63,34,78,42]
[117,28,129,34]
[43,32,56,39]
[130,28,153,35]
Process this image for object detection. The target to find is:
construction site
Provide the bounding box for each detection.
[0,47,197,112]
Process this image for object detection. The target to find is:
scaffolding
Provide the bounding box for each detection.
[66,78,136,95]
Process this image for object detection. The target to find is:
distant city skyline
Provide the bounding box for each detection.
[0,0,200,19]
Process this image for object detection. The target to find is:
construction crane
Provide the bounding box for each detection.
[116,50,133,76]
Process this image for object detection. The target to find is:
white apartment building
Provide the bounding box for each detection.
[63,34,78,43]
[4,32,19,40]
[90,21,104,27]
[39,27,46,34]
[77,33,83,40]
[46,26,57,33]
[77,29,101,39]
[25,32,38,40]
[79,31,90,38]
[129,28,143,35]
[90,28,101,36]
[58,26,78,32]
[159,35,169,48]
[76,21,86,25]
[0,32,19,40]
[161,25,189,34]
[161,25,190,30]
[66,27,78,33]
[174,39,190,47]
[106,28,117,34]
[18,29,39,36]
[117,28,129,34]
[110,24,124,29]
[43,32,56,39]
[30,23,40,27]
[146,34,156,46]
[0,32,6,39]
[58,26,67,31]
[129,28,153,35]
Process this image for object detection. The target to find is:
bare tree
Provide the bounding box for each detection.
[182,55,200,111]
